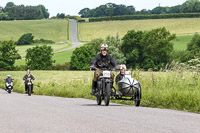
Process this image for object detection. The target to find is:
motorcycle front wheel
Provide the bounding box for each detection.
[28,86,31,96]
[96,95,102,105]
[104,83,111,106]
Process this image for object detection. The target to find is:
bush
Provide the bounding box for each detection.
[52,62,70,70]
[70,45,96,70]
[187,33,200,58]
[0,40,21,70]
[17,33,34,45]
[25,45,55,70]
[34,38,55,44]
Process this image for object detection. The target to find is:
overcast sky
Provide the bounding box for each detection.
[0,0,187,17]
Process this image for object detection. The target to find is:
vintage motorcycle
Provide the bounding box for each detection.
[91,67,142,106]
[26,78,33,96]
[4,79,14,94]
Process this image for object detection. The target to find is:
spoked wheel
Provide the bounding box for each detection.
[104,83,111,106]
[28,86,31,96]
[135,86,141,107]
[96,95,102,105]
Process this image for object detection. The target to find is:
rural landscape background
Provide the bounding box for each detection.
[1,0,200,113]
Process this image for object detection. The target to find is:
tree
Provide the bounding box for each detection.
[87,38,104,54]
[0,40,21,70]
[105,35,126,64]
[78,8,90,18]
[25,45,55,70]
[70,45,96,70]
[187,33,200,58]
[141,27,176,70]
[121,30,144,68]
[181,0,200,13]
[17,33,34,45]
[122,28,176,70]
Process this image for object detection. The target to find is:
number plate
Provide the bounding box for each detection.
[103,71,110,78]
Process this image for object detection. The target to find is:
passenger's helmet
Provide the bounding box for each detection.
[101,44,108,51]
[7,75,11,78]
[120,64,126,70]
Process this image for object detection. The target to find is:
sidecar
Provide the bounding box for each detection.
[113,73,142,106]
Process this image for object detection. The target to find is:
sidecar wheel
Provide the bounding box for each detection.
[135,86,141,107]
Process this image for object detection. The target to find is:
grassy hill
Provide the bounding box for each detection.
[79,18,200,50]
[0,19,69,42]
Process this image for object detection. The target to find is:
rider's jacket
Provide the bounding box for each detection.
[6,78,13,83]
[115,73,125,83]
[23,74,35,83]
[90,53,118,70]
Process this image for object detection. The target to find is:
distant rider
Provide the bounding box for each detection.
[115,64,126,83]
[90,44,119,95]
[23,69,35,93]
[5,75,13,91]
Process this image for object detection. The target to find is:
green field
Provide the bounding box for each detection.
[15,48,74,66]
[0,70,199,113]
[0,19,69,42]
[79,18,200,41]
[79,18,200,50]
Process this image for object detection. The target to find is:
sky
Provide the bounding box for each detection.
[0,0,187,17]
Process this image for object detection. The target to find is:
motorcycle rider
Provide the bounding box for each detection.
[23,69,35,93]
[90,44,119,95]
[115,64,126,83]
[5,75,13,91]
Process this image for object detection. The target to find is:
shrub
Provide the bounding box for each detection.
[25,45,55,70]
[17,33,34,45]
[70,45,96,70]
[0,40,21,70]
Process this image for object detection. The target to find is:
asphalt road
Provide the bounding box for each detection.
[0,89,200,133]
[54,19,83,53]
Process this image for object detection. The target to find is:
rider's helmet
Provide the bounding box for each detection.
[7,75,11,78]
[27,69,30,74]
[101,44,108,51]
[120,64,126,70]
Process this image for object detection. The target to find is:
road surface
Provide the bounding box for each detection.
[0,89,200,133]
[54,19,83,53]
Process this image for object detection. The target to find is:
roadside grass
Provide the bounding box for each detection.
[0,70,199,113]
[0,19,69,42]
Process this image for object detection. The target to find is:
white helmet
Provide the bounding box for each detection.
[120,64,126,70]
[7,75,11,78]
[101,44,108,50]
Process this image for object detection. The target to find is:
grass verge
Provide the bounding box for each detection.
[0,70,199,113]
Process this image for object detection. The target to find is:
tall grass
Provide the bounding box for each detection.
[0,70,199,113]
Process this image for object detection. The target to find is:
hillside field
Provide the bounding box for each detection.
[0,70,199,113]
[0,19,69,42]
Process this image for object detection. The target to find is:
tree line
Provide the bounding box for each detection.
[0,2,49,20]
[79,0,200,18]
